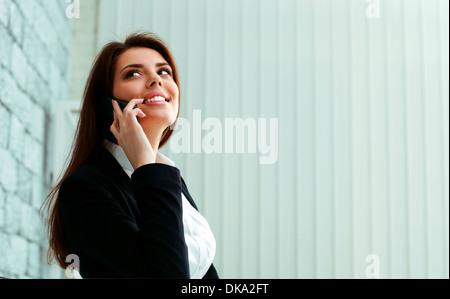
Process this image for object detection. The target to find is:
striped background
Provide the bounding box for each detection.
[83,0,449,278]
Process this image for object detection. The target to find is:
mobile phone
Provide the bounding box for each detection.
[104,97,139,124]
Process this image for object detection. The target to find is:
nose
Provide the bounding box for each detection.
[147,72,163,88]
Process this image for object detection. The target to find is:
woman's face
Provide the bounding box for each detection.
[112,47,179,131]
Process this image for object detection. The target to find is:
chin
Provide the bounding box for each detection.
[140,115,174,129]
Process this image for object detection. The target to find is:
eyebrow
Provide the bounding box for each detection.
[119,62,170,75]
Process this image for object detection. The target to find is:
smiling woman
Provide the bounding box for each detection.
[40,32,219,279]
[109,47,180,168]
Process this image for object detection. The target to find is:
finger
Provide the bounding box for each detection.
[132,108,147,119]
[110,112,120,137]
[110,102,119,133]
[123,98,144,113]
[110,122,118,138]
[122,108,146,124]
[111,100,123,121]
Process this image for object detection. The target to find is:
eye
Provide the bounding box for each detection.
[124,70,142,79]
[158,68,172,77]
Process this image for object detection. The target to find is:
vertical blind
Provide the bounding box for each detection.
[94,0,449,278]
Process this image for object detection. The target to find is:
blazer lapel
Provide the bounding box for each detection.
[180,177,199,211]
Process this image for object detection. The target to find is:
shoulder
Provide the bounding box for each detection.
[68,160,110,182]
[58,154,125,202]
[61,160,107,188]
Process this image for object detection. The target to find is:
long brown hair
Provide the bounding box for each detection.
[40,32,181,269]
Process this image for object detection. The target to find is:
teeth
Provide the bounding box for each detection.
[144,96,166,104]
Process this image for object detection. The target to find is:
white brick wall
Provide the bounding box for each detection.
[0,0,73,279]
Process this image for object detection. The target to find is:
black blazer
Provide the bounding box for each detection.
[58,147,219,279]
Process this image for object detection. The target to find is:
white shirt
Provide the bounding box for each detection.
[103,140,216,279]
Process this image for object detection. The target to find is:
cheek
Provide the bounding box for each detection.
[170,83,179,100]
[170,84,180,109]
[112,77,142,100]
[112,80,131,100]
[171,100,179,120]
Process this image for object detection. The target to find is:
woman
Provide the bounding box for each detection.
[41,32,218,279]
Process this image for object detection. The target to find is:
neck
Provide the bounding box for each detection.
[143,125,165,157]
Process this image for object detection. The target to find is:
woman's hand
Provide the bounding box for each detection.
[110,99,156,169]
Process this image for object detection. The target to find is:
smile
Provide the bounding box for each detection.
[143,96,170,104]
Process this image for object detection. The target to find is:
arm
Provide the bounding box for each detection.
[58,163,189,278]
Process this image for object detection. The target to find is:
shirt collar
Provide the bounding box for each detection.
[103,140,175,176]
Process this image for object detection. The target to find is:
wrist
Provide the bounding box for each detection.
[133,157,156,170]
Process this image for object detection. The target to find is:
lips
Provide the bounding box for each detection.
[143,96,168,104]
[143,91,170,104]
